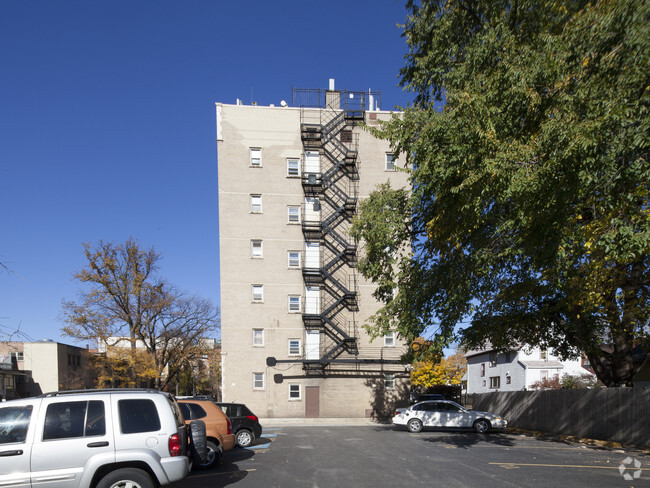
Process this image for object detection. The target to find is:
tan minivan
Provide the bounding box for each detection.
[178,398,235,469]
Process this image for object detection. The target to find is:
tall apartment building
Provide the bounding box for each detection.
[216,81,410,418]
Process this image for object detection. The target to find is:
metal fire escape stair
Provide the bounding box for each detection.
[299,99,361,373]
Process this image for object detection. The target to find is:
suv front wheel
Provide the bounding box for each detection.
[97,468,154,488]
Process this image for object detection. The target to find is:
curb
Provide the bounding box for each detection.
[259,417,384,427]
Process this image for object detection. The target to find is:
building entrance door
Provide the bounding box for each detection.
[305,386,320,418]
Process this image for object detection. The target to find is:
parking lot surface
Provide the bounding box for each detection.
[173,423,649,488]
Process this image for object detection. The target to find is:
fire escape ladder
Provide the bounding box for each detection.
[299,99,361,374]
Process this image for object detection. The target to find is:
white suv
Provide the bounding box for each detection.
[0,389,193,488]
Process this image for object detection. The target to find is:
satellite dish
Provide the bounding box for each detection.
[280,100,288,107]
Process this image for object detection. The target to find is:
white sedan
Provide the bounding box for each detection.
[392,400,508,433]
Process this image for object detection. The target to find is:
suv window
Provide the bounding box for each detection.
[43,401,105,440]
[179,402,207,420]
[119,399,161,434]
[0,406,32,444]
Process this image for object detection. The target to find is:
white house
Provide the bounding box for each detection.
[464,345,594,393]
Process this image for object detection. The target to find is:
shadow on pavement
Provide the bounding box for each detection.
[420,430,516,448]
[170,449,256,488]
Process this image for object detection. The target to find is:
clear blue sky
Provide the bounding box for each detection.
[0,0,413,346]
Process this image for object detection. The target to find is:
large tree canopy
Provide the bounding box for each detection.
[351,0,649,386]
[61,239,219,389]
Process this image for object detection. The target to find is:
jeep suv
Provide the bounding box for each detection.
[0,389,193,488]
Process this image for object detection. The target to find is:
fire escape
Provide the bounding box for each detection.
[266,87,403,379]
[300,93,362,374]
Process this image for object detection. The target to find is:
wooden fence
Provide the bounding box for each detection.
[472,387,650,447]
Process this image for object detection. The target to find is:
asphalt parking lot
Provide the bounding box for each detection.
[173,423,650,488]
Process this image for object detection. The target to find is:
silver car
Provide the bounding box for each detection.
[393,400,507,433]
[0,389,192,488]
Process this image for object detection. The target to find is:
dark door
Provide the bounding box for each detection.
[305,386,319,418]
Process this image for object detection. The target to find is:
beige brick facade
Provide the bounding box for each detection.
[217,89,410,418]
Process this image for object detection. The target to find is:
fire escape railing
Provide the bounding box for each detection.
[297,94,363,373]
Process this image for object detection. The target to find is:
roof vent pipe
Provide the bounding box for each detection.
[329,78,335,91]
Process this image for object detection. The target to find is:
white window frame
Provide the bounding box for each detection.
[252,284,264,303]
[252,329,264,347]
[385,153,395,171]
[384,331,395,347]
[251,239,263,258]
[384,374,395,389]
[250,194,262,213]
[288,383,301,400]
[288,251,301,269]
[10,352,24,361]
[287,205,300,224]
[253,372,264,390]
[288,339,301,356]
[288,295,301,313]
[489,376,500,389]
[287,158,300,177]
[250,148,262,167]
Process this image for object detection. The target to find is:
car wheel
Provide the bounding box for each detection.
[97,468,154,488]
[189,420,208,465]
[236,429,254,447]
[196,440,220,470]
[473,419,491,433]
[407,418,423,433]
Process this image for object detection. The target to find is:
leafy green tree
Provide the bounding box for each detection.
[352,0,649,386]
[62,239,219,389]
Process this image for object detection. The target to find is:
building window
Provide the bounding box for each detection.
[288,295,301,313]
[385,153,395,171]
[384,331,395,347]
[289,384,301,400]
[288,251,301,268]
[506,376,512,384]
[340,129,353,143]
[480,364,485,377]
[287,159,299,177]
[541,370,548,381]
[252,329,264,346]
[489,376,500,389]
[384,374,395,389]
[5,375,15,389]
[252,285,264,303]
[505,352,512,363]
[540,348,548,361]
[489,352,497,367]
[253,373,264,390]
[250,148,262,167]
[250,194,262,213]
[288,339,301,356]
[251,240,263,258]
[287,205,300,223]
[10,352,24,361]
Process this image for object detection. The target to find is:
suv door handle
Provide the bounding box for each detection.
[0,449,23,456]
[87,442,109,448]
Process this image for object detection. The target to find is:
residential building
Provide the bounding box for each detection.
[216,81,410,418]
[464,345,594,393]
[0,340,93,397]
